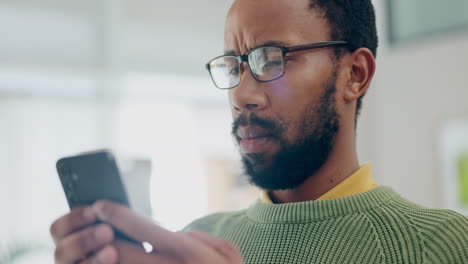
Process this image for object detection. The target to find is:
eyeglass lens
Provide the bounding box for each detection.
[208,46,284,89]
[209,56,241,89]
[248,47,284,81]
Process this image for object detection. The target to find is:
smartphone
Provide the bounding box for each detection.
[57,150,130,208]
[56,150,140,245]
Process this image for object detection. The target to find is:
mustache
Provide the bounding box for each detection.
[231,113,283,139]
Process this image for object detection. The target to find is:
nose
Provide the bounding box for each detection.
[229,66,268,113]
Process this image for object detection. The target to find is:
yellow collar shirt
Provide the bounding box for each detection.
[260,163,377,204]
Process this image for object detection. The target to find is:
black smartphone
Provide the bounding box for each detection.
[57,150,130,208]
[56,150,140,245]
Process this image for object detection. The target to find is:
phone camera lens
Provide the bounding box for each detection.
[68,192,80,204]
[71,197,79,204]
[59,165,71,176]
[72,174,79,181]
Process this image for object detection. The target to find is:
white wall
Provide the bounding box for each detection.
[357,0,468,208]
[0,96,109,248]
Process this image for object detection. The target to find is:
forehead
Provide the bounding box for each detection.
[224,0,329,51]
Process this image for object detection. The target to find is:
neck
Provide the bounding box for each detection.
[269,123,359,204]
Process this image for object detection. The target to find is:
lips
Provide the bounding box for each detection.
[237,126,276,154]
[237,126,273,140]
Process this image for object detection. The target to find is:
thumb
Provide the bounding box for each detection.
[186,230,243,262]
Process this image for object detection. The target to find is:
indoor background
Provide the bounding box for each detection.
[0,0,467,263]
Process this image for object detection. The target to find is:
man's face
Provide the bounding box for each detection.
[225,0,342,190]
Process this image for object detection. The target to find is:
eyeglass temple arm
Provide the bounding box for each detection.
[284,41,349,53]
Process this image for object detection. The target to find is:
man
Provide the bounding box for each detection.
[50,0,468,263]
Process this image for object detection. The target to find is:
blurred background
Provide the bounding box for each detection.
[0,0,467,262]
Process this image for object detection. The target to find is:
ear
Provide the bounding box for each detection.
[343,48,376,103]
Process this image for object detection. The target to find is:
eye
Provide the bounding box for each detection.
[264,60,283,69]
[229,67,240,75]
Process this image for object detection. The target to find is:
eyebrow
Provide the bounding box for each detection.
[224,40,288,56]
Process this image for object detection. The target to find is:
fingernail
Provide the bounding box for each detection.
[94,225,113,243]
[92,202,108,220]
[83,207,96,222]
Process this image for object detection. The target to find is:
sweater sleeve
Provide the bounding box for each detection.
[422,213,468,263]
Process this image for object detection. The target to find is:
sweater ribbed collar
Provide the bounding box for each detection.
[246,186,399,223]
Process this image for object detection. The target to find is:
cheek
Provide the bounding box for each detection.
[274,58,329,101]
[264,86,306,144]
[266,60,332,143]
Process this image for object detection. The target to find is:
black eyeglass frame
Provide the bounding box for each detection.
[206,40,349,89]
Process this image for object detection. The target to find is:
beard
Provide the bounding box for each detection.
[231,73,340,190]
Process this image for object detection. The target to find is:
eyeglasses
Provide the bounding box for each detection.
[206,41,349,89]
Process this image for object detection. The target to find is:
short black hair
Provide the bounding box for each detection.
[309,0,378,122]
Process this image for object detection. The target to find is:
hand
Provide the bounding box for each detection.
[90,200,245,264]
[50,206,117,264]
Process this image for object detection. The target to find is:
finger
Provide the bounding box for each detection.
[80,244,118,264]
[54,224,114,263]
[186,230,242,260]
[92,201,180,253]
[113,239,177,264]
[92,201,224,262]
[50,206,97,244]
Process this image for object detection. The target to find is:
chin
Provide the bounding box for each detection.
[242,151,276,169]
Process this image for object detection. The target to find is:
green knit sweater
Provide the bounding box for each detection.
[183,186,468,263]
